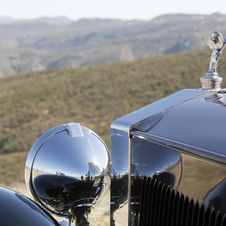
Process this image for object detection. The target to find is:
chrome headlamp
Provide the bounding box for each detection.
[25,123,110,219]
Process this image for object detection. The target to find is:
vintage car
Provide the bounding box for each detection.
[111,31,226,226]
[1,31,226,226]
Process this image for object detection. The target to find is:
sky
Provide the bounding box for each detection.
[1,0,226,21]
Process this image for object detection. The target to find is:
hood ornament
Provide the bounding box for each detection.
[200,31,226,89]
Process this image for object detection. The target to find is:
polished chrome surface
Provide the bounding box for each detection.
[64,122,84,137]
[111,89,207,135]
[110,130,129,226]
[205,93,226,107]
[110,89,207,226]
[121,87,226,224]
[131,136,182,189]
[25,125,66,192]
[207,31,225,74]
[134,92,226,159]
[25,123,110,218]
[135,111,164,132]
[130,136,182,224]
[130,134,226,219]
[200,31,226,89]
[204,178,226,214]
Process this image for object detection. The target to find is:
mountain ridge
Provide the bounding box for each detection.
[0,13,226,77]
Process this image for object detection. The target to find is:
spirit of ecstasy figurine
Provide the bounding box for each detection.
[201,31,226,89]
[206,31,226,76]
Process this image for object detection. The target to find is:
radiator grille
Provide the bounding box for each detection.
[139,176,226,226]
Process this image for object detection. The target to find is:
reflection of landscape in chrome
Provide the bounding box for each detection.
[111,164,129,225]
[19,162,111,225]
[26,161,110,219]
[110,156,183,226]
[31,162,104,181]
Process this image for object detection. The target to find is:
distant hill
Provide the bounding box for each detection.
[0,16,17,23]
[0,16,73,25]
[1,48,226,184]
[0,13,226,77]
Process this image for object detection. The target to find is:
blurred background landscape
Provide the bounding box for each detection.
[1,0,226,224]
[0,13,226,77]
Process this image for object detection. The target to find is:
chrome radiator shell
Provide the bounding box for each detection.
[110,89,226,225]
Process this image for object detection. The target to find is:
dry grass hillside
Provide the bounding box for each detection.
[1,48,226,225]
[1,48,226,186]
